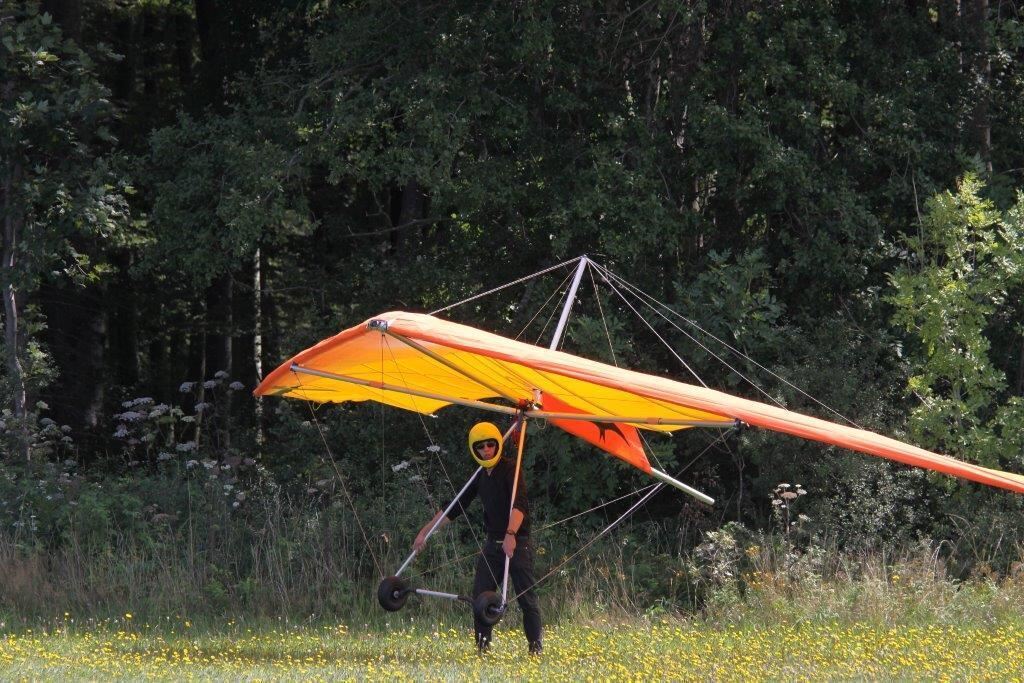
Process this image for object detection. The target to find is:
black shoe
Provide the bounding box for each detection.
[528,640,542,656]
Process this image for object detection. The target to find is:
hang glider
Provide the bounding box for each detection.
[254,309,1024,497]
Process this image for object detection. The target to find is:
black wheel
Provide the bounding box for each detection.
[377,576,410,611]
[473,591,504,626]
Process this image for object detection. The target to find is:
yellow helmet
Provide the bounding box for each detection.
[468,422,503,468]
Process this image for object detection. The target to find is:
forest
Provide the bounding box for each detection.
[2,0,1024,624]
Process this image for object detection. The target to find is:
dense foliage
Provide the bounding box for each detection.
[1,0,1023,618]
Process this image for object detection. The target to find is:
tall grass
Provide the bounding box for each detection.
[1,486,1022,631]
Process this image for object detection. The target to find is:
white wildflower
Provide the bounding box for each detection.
[175,441,198,453]
[426,445,441,453]
[179,382,195,393]
[157,452,174,461]
[228,381,245,391]
[185,460,199,469]
[214,370,229,380]
[391,460,411,473]
[203,380,216,389]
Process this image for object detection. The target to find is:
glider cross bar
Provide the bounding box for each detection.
[290,350,721,506]
[289,364,731,429]
[376,466,484,613]
[394,466,483,578]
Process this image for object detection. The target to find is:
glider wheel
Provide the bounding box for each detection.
[377,576,410,611]
[473,591,504,626]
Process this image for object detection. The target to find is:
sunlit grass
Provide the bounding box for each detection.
[2,615,1023,681]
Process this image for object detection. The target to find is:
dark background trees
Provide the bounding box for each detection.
[1,0,1023,616]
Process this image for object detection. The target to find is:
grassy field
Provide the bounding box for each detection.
[2,615,1023,681]
[4,541,1024,680]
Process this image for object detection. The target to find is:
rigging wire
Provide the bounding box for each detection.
[429,256,583,316]
[593,263,709,388]
[297,390,385,579]
[413,482,661,578]
[593,262,861,428]
[536,273,575,348]
[515,268,576,341]
[534,483,658,533]
[302,255,795,588]
[593,261,786,407]
[587,265,669,472]
[510,429,732,602]
[588,266,619,367]
[380,335,500,587]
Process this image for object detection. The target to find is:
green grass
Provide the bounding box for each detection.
[2,615,1023,681]
[4,537,1024,680]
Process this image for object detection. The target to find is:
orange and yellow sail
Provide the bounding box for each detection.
[255,311,1024,496]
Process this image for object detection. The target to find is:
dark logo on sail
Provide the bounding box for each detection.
[592,421,627,443]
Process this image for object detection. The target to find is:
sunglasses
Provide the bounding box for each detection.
[473,439,499,452]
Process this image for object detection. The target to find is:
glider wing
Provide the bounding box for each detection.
[255,311,1024,495]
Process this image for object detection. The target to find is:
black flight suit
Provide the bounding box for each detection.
[445,455,542,649]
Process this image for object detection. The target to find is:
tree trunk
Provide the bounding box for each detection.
[253,247,264,455]
[42,0,82,44]
[390,179,422,259]
[194,0,220,64]
[193,0,223,105]
[112,251,140,387]
[81,303,107,429]
[1016,336,1024,396]
[205,273,233,378]
[147,302,168,402]
[187,299,207,449]
[205,273,233,448]
[965,0,992,174]
[172,8,194,91]
[2,161,29,461]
